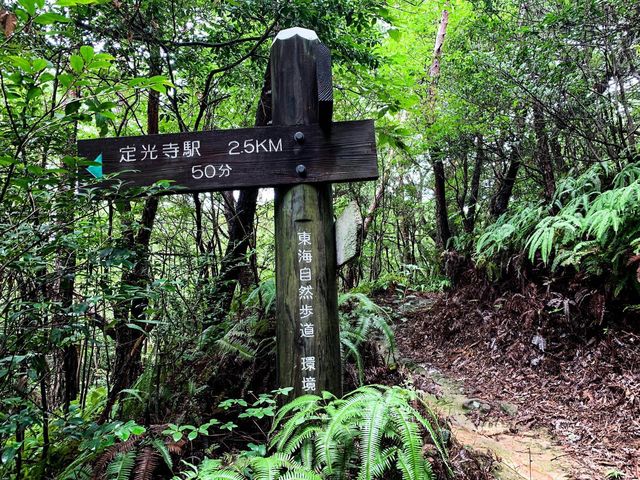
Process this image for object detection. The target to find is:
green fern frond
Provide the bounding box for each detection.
[199,470,245,480]
[105,451,136,480]
[251,455,281,480]
[393,413,428,480]
[271,394,323,434]
[150,438,173,469]
[282,426,322,457]
[277,470,322,480]
[358,396,388,479]
[340,335,364,384]
[215,337,257,360]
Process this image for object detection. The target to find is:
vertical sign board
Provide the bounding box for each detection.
[76,27,378,399]
[271,28,343,397]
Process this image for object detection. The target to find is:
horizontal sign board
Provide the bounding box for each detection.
[77,120,378,193]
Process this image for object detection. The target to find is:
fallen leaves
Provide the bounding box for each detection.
[0,9,17,38]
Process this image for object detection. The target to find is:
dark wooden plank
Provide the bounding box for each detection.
[272,27,343,398]
[77,120,377,192]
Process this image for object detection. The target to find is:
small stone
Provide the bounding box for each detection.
[500,402,518,416]
[531,334,546,352]
[463,399,482,410]
[567,433,581,443]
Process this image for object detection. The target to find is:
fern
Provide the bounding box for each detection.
[358,397,387,479]
[477,161,640,297]
[150,438,173,469]
[191,453,320,480]
[94,436,139,478]
[270,385,446,480]
[338,293,395,384]
[105,451,136,480]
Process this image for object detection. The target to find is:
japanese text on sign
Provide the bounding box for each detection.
[297,230,316,392]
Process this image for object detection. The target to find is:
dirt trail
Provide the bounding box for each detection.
[385,290,640,479]
[406,362,579,480]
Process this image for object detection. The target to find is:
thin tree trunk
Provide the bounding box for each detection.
[433,157,452,248]
[533,103,556,203]
[428,10,452,249]
[101,42,161,422]
[463,134,484,233]
[490,115,525,217]
[204,66,272,327]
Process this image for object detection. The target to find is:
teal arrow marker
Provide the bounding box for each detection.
[86,153,103,178]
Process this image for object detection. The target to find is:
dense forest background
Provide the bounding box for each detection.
[0,0,638,478]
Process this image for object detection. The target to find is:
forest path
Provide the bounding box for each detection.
[383,292,614,480]
[406,362,578,480]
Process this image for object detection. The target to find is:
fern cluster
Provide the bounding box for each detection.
[176,385,448,480]
[476,162,640,296]
[269,385,448,480]
[179,454,321,480]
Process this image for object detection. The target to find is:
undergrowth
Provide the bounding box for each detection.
[476,162,640,299]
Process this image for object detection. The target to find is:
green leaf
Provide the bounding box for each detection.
[18,0,36,16]
[87,60,111,70]
[79,45,94,63]
[187,430,198,441]
[64,100,81,115]
[56,0,106,5]
[34,12,70,24]
[70,55,84,74]
[1,445,18,464]
[26,87,42,102]
[8,56,31,71]
[58,73,73,87]
[31,58,48,72]
[388,27,401,42]
[172,431,182,442]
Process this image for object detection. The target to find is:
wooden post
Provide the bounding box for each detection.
[271,28,342,397]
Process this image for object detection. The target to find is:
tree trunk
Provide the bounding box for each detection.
[489,155,520,218]
[463,134,484,233]
[433,158,452,248]
[428,10,452,249]
[533,103,556,204]
[204,65,272,327]
[490,115,525,217]
[101,44,161,422]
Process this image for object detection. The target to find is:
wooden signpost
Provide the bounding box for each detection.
[78,27,378,398]
[77,121,377,192]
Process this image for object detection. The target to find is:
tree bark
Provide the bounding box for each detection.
[533,103,556,204]
[463,134,484,234]
[101,41,161,422]
[489,155,520,218]
[433,157,452,248]
[490,115,525,217]
[428,10,452,249]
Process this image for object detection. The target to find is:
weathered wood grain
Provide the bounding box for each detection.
[77,120,377,192]
[273,28,343,397]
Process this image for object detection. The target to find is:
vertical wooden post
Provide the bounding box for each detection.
[271,28,342,397]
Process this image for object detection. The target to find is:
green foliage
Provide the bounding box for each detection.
[339,293,396,383]
[270,385,448,479]
[106,451,136,480]
[476,162,640,296]
[177,454,322,480]
[173,385,448,480]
